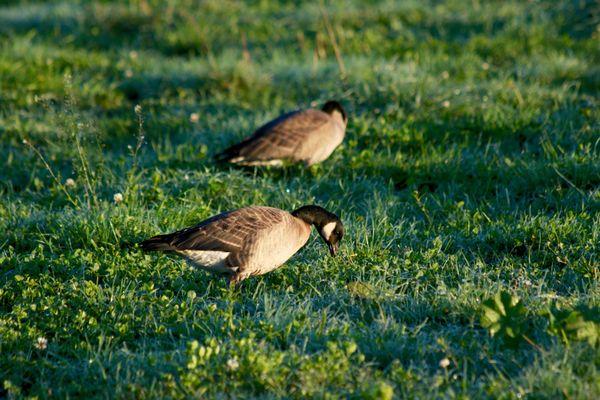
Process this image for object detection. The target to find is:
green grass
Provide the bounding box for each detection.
[1,0,599,398]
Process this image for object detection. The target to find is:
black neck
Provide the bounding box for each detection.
[292,205,335,226]
[321,100,346,121]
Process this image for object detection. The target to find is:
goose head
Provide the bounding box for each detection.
[292,205,344,256]
[321,100,347,129]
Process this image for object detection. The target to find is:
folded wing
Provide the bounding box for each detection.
[217,110,330,164]
[139,207,284,255]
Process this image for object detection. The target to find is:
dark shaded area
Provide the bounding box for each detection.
[553,0,600,39]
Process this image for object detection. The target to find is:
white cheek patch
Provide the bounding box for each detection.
[321,222,336,240]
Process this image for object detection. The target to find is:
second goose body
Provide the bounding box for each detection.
[217,101,347,166]
[140,205,344,284]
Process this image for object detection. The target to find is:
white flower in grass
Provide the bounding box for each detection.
[439,357,450,368]
[442,100,450,108]
[35,337,48,350]
[65,178,76,188]
[113,193,124,204]
[226,358,240,371]
[134,105,142,114]
[482,62,490,70]
[189,113,200,123]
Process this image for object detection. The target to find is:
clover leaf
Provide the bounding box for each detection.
[546,305,599,347]
[480,290,528,347]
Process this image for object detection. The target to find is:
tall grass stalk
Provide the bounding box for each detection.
[63,74,99,208]
[21,139,79,208]
[320,2,346,78]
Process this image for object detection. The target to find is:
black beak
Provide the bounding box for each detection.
[328,243,338,257]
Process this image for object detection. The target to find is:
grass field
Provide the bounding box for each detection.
[1,0,599,398]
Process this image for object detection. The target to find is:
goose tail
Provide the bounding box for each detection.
[139,235,176,251]
[214,145,241,163]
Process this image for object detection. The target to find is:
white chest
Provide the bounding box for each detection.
[307,126,344,165]
[249,223,311,275]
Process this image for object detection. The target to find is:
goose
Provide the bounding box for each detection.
[139,205,344,285]
[216,100,347,166]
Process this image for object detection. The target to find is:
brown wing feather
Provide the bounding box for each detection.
[222,109,331,162]
[142,207,285,256]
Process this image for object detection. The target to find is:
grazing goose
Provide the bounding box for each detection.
[139,205,344,285]
[216,100,347,166]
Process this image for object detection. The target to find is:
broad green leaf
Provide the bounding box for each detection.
[480,290,529,347]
